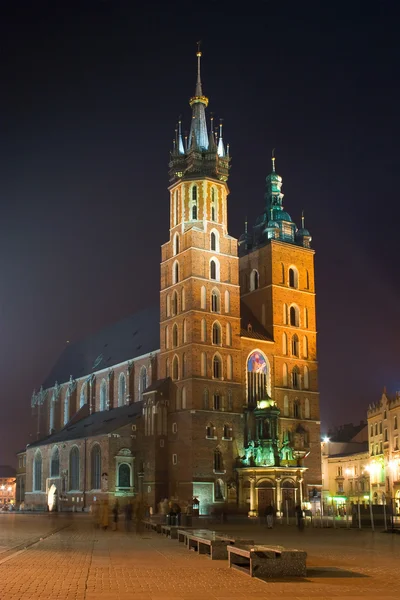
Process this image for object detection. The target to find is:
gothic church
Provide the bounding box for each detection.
[25,51,321,516]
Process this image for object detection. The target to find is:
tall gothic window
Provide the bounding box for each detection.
[80,382,87,408]
[291,334,299,357]
[49,399,55,434]
[100,379,107,411]
[203,388,209,409]
[214,449,222,472]
[64,391,70,425]
[173,323,179,347]
[172,290,178,315]
[292,366,300,389]
[211,187,216,221]
[250,269,259,291]
[140,366,147,400]
[192,185,198,219]
[172,355,179,380]
[174,190,179,226]
[210,258,219,281]
[290,305,299,327]
[213,393,221,410]
[33,451,42,491]
[50,447,59,478]
[69,447,80,490]
[91,445,101,489]
[118,373,126,407]
[289,266,299,289]
[118,463,131,488]
[247,351,269,404]
[174,232,179,255]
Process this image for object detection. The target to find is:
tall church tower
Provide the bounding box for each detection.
[239,154,321,503]
[159,50,243,506]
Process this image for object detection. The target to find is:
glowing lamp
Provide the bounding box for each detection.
[322,436,330,444]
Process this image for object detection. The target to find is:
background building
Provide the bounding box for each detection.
[0,465,16,508]
[24,52,322,515]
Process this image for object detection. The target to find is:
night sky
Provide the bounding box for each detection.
[1,1,399,465]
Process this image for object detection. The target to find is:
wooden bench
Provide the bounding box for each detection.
[160,524,180,539]
[142,519,161,534]
[228,544,307,578]
[186,530,254,560]
[177,528,206,544]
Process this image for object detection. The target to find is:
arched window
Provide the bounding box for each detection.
[283,303,288,325]
[201,352,207,376]
[182,352,186,377]
[394,415,398,430]
[182,386,187,409]
[201,286,206,309]
[64,390,70,425]
[173,261,179,284]
[288,266,299,288]
[100,379,107,411]
[226,322,232,346]
[227,355,233,380]
[173,323,178,347]
[211,289,220,312]
[293,400,300,419]
[247,350,270,404]
[172,290,178,315]
[224,290,230,313]
[289,305,299,327]
[118,463,131,488]
[206,423,214,438]
[174,190,179,226]
[181,287,185,311]
[91,445,101,489]
[80,382,87,408]
[203,388,209,409]
[211,187,217,221]
[214,449,223,472]
[304,398,310,419]
[304,365,309,389]
[282,332,288,355]
[212,322,222,345]
[191,185,198,219]
[213,393,221,409]
[50,447,59,478]
[69,447,80,490]
[223,424,231,439]
[303,336,308,358]
[165,325,170,350]
[118,373,126,407]
[210,259,217,280]
[213,354,222,378]
[291,334,299,357]
[292,366,300,389]
[227,389,233,411]
[49,399,55,433]
[250,269,259,291]
[166,357,170,377]
[283,395,289,417]
[172,355,179,380]
[201,318,206,342]
[304,307,308,328]
[140,366,147,400]
[33,450,42,491]
[283,363,288,386]
[173,232,179,255]
[211,231,216,251]
[166,294,171,317]
[183,319,187,343]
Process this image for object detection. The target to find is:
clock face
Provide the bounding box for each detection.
[92,354,104,371]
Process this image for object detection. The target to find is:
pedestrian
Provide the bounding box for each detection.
[100,499,109,530]
[92,500,100,529]
[112,500,119,531]
[295,504,304,531]
[124,501,133,532]
[265,503,275,529]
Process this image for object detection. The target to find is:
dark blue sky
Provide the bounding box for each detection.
[1,1,399,464]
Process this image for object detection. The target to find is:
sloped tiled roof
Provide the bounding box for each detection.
[240,302,273,342]
[28,403,143,448]
[43,306,160,388]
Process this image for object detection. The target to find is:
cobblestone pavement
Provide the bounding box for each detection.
[0,514,400,599]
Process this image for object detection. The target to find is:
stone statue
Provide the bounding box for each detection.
[279,440,294,462]
[244,441,255,465]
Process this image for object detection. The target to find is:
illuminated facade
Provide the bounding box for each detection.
[25,50,321,515]
[0,466,16,507]
[367,391,400,511]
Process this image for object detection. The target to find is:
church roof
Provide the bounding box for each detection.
[240,302,273,342]
[28,403,143,448]
[42,306,160,389]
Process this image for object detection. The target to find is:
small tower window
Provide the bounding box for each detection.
[174,190,179,226]
[293,400,300,419]
[288,267,298,288]
[291,334,299,357]
[173,261,179,284]
[172,323,178,347]
[214,449,223,472]
[292,366,300,389]
[213,355,222,378]
[211,289,220,312]
[174,233,179,256]
[211,231,216,251]
[250,269,259,291]
[223,424,231,439]
[213,393,221,410]
[211,187,216,221]
[212,322,222,345]
[289,305,299,327]
[172,355,179,381]
[210,260,217,280]
[206,423,214,438]
[172,290,178,315]
[192,185,198,220]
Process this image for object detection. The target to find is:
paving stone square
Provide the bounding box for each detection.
[0,514,399,599]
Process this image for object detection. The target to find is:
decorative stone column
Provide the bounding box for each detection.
[248,476,258,517]
[298,476,304,506]
[276,476,282,515]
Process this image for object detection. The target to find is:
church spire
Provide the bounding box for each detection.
[188,43,209,151]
